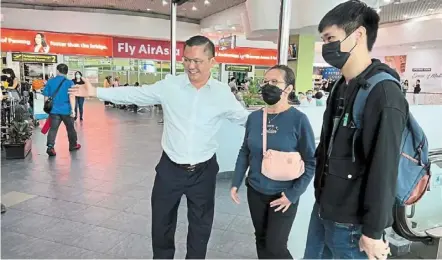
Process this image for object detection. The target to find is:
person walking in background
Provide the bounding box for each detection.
[304,1,407,259]
[72,71,85,121]
[231,65,315,259]
[413,79,421,105]
[69,35,249,259]
[103,76,112,106]
[43,64,81,156]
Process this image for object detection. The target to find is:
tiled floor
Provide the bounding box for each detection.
[1,101,256,259]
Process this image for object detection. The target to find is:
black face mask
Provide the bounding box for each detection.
[261,84,283,105]
[322,35,357,69]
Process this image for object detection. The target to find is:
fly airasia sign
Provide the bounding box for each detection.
[113,37,184,61]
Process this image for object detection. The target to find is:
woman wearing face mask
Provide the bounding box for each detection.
[72,71,85,121]
[230,65,316,259]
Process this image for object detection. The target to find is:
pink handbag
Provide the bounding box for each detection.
[261,108,305,181]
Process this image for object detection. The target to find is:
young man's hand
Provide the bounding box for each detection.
[359,234,390,259]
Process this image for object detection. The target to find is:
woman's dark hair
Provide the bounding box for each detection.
[35,33,48,47]
[74,71,83,77]
[267,64,296,89]
[135,82,140,86]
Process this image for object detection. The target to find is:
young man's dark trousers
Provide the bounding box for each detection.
[246,183,298,259]
[303,203,368,259]
[151,152,219,259]
[47,114,77,148]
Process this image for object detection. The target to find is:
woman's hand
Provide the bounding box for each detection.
[230,187,240,204]
[270,192,291,213]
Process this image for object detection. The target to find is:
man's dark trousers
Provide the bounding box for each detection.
[47,114,77,148]
[151,152,219,259]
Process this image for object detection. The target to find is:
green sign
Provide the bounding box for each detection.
[12,53,58,63]
[225,64,252,72]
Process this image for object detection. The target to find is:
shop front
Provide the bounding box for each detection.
[1,28,113,85]
[215,47,278,83]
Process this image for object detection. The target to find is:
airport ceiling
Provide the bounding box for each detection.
[2,0,442,24]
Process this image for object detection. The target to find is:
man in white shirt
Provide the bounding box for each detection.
[70,36,249,259]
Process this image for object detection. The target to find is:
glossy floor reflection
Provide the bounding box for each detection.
[1,100,255,259]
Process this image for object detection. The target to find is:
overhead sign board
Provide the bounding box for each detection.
[12,53,58,63]
[225,64,252,72]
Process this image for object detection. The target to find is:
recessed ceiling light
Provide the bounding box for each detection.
[403,14,409,18]
[384,0,391,3]
[146,8,151,11]
[192,5,197,11]
[428,8,435,11]
[412,46,416,49]
[204,0,210,5]
[162,0,168,6]
[231,26,236,30]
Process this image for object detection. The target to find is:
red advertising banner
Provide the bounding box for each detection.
[113,37,185,61]
[0,28,113,56]
[215,47,278,67]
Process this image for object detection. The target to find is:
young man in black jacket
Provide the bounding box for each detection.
[304,1,408,259]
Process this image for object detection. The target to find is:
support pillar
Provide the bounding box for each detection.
[170,2,177,75]
[287,34,315,93]
[277,0,292,65]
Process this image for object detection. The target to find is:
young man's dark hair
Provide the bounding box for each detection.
[185,35,215,58]
[304,0,408,259]
[318,0,379,51]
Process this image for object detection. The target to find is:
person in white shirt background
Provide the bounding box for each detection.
[69,35,249,259]
[300,90,317,107]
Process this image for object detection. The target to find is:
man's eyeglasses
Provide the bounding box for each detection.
[183,57,205,65]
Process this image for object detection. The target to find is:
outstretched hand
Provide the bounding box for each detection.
[69,77,97,97]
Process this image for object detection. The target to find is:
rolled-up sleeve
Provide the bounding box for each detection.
[97,80,164,106]
[223,90,250,126]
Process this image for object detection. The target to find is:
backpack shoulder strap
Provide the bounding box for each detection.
[50,78,66,99]
[352,72,400,129]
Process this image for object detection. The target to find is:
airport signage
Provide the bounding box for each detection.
[12,53,58,63]
[113,37,185,61]
[1,28,113,56]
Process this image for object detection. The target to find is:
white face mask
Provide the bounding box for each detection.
[75,74,81,79]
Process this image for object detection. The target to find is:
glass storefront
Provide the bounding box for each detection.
[63,56,220,86]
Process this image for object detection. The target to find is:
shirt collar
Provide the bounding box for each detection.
[183,73,214,89]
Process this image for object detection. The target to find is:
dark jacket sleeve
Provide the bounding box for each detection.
[285,114,316,203]
[361,81,408,239]
[232,115,251,189]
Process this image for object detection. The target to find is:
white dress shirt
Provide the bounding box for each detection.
[97,74,249,165]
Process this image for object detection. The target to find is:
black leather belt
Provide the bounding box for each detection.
[164,152,211,172]
[174,160,208,172]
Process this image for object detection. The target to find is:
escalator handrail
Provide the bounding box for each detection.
[392,149,442,244]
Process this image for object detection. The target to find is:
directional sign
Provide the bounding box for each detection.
[12,53,58,63]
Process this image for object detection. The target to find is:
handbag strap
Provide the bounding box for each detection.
[262,107,267,154]
[50,78,66,99]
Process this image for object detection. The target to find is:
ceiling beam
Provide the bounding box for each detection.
[1,2,200,24]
